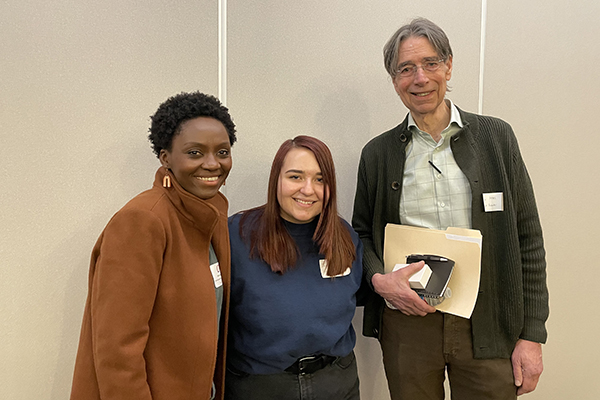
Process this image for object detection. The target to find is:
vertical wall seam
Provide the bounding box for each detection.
[218,0,227,105]
[478,0,488,114]
[218,0,227,196]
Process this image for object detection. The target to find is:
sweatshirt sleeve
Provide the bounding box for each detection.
[91,207,166,399]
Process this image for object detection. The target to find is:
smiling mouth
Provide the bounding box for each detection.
[414,91,432,97]
[195,176,220,182]
[294,198,315,205]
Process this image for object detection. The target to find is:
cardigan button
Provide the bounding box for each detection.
[391,181,400,190]
[399,133,407,142]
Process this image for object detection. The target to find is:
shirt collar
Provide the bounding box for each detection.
[407,99,464,130]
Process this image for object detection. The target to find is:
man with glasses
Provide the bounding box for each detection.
[352,18,549,399]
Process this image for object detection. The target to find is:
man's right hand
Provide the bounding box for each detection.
[371,261,436,316]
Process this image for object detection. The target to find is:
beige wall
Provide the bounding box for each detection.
[0,1,219,398]
[483,1,600,397]
[1,1,598,399]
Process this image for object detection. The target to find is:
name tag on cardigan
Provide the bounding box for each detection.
[319,259,351,278]
[209,262,223,288]
[483,192,504,212]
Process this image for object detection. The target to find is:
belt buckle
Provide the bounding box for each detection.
[297,355,319,374]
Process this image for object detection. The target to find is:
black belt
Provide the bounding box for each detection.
[284,354,338,375]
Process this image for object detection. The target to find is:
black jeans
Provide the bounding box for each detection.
[225,351,360,400]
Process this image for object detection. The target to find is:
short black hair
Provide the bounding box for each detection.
[148,91,237,157]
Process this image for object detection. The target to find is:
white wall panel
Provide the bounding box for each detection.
[485,1,600,399]
[0,1,217,398]
[226,0,482,217]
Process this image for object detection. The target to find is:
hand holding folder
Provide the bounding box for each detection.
[383,224,482,318]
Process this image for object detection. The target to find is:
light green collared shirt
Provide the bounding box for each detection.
[401,100,472,230]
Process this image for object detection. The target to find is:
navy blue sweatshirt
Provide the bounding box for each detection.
[227,213,363,375]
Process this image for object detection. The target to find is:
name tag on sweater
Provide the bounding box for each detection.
[210,262,223,288]
[319,259,351,278]
[483,192,504,212]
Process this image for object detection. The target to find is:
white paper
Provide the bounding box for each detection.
[209,262,223,288]
[483,192,504,212]
[319,259,351,278]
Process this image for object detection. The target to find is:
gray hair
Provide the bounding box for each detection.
[383,18,453,78]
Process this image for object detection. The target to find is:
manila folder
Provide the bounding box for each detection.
[383,224,482,319]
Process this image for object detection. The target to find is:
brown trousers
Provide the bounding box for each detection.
[380,308,517,400]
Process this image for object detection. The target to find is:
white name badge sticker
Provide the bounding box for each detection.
[209,262,223,288]
[319,259,351,278]
[483,192,504,212]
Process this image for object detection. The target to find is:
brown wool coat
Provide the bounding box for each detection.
[70,167,230,400]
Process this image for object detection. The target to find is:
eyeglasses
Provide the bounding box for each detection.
[395,59,446,78]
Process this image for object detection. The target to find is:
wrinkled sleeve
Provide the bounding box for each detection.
[91,207,166,399]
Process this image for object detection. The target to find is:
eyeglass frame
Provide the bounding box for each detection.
[394,58,447,78]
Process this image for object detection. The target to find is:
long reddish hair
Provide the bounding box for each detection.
[239,135,356,275]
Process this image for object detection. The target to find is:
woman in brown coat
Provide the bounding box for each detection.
[70,92,237,400]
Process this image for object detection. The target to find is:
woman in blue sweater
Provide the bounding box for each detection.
[225,136,363,400]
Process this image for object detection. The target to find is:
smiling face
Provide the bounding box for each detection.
[159,116,232,200]
[392,36,453,121]
[277,147,324,224]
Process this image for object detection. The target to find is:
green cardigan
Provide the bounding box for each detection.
[352,108,549,359]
